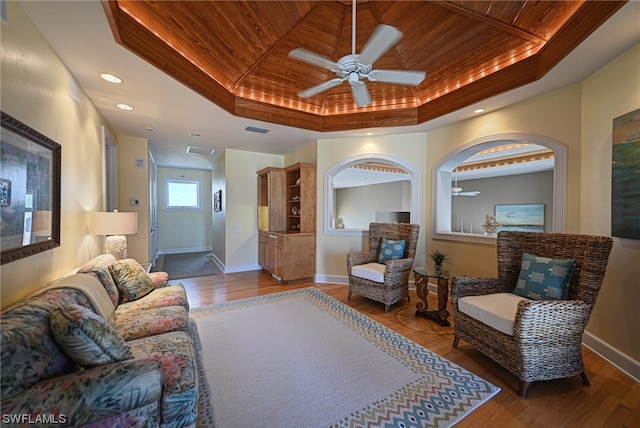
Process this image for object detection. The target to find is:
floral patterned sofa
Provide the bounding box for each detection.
[1,254,198,427]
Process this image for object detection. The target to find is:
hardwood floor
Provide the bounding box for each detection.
[180,270,640,427]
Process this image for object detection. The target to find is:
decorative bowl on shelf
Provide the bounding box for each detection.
[296,178,301,185]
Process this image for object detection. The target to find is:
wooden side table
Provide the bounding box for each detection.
[413,267,453,327]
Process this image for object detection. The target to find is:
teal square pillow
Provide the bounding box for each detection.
[513,252,575,300]
[378,238,406,264]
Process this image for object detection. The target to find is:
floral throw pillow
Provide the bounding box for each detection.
[378,238,406,264]
[109,258,154,303]
[50,304,133,367]
[513,252,576,300]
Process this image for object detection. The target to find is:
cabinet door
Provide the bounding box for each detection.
[267,234,278,274]
[258,232,268,268]
[274,235,285,279]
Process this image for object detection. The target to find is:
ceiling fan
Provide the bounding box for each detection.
[288,0,426,107]
[452,170,480,197]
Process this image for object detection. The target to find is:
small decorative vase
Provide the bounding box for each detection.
[434,264,443,273]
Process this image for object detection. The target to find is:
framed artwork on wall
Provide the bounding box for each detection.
[214,189,222,212]
[1,112,61,264]
[612,108,640,240]
[495,204,545,233]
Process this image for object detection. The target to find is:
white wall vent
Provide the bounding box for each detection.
[186,146,215,156]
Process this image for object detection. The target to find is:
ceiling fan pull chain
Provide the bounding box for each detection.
[352,0,356,56]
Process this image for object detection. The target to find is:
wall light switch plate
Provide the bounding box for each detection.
[130,198,140,206]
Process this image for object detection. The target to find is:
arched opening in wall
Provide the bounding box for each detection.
[324,154,420,235]
[432,133,566,243]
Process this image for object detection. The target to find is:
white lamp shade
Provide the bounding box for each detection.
[90,211,138,235]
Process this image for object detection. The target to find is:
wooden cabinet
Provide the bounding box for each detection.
[257,163,316,282]
[257,167,286,231]
[285,163,316,233]
[258,230,315,281]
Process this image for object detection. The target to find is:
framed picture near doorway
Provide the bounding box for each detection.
[214,189,222,212]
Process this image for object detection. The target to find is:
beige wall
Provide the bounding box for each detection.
[220,149,283,271]
[336,181,410,229]
[156,166,212,255]
[211,152,226,263]
[580,43,640,361]
[117,136,150,262]
[315,133,428,280]
[1,3,108,308]
[425,84,584,278]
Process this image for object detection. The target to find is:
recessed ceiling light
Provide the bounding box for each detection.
[474,108,485,114]
[116,103,133,111]
[366,132,373,136]
[100,73,122,84]
[145,126,156,132]
[188,132,201,137]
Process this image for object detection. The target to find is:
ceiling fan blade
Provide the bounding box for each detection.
[288,48,338,70]
[368,69,426,85]
[459,191,480,196]
[298,78,344,98]
[358,24,403,66]
[351,83,371,107]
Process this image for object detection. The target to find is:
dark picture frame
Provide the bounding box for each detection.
[1,112,61,264]
[214,189,222,212]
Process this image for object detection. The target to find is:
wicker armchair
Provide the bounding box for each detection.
[451,231,613,397]
[347,222,420,312]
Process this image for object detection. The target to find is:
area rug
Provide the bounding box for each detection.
[154,251,222,280]
[190,287,499,427]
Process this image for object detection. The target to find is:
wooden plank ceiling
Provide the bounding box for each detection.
[103,0,625,132]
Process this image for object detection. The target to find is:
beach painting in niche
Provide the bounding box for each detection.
[495,204,545,233]
[612,108,640,240]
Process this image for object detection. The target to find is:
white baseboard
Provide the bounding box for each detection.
[157,246,213,255]
[582,331,640,383]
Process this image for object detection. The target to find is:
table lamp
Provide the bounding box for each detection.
[90,210,138,260]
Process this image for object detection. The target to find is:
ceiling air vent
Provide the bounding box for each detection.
[245,125,270,134]
[186,146,215,156]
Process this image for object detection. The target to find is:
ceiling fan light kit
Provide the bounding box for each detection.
[288,0,426,108]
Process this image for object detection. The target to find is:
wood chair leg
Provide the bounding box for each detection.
[519,381,532,398]
[348,291,352,300]
[580,371,591,386]
[385,304,390,313]
[453,336,460,349]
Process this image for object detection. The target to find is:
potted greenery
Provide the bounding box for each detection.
[429,249,451,273]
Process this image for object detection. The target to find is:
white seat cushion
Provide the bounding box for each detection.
[458,293,528,336]
[351,263,386,283]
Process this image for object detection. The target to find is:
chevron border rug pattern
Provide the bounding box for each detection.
[190,287,499,427]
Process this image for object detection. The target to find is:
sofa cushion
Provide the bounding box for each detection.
[458,292,528,336]
[128,331,198,425]
[513,252,575,300]
[378,238,406,263]
[119,283,190,312]
[351,262,386,283]
[77,254,120,307]
[1,288,94,397]
[50,304,133,368]
[109,259,154,303]
[114,306,190,341]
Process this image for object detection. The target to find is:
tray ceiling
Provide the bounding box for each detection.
[103,0,625,132]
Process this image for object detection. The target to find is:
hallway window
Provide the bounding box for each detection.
[165,178,201,210]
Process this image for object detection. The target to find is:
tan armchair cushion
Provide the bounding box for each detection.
[351,262,386,283]
[458,293,527,336]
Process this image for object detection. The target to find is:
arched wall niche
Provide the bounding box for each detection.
[324,153,420,235]
[432,133,566,244]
